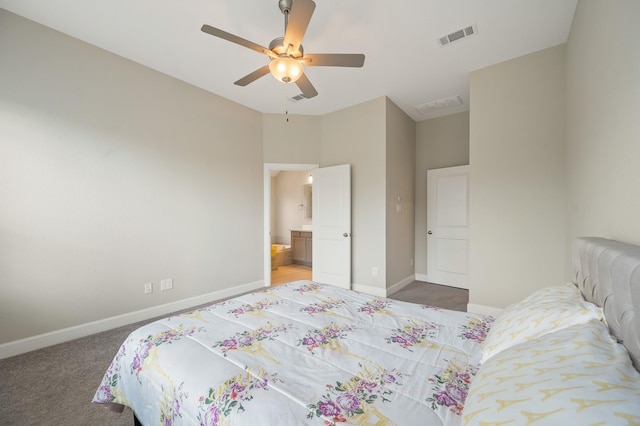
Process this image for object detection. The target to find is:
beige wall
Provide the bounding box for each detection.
[385,98,416,290]
[321,98,387,292]
[565,0,640,254]
[414,112,470,278]
[262,113,321,164]
[0,11,264,344]
[469,45,566,310]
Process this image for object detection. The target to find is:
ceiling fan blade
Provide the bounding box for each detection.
[295,73,318,99]
[304,53,365,67]
[283,0,316,53]
[234,65,271,86]
[201,24,275,58]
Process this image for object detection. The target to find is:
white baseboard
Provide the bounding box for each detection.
[352,283,387,297]
[415,273,428,282]
[386,274,416,297]
[0,280,265,360]
[467,303,503,317]
[352,275,415,298]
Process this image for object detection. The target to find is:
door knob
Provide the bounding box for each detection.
[427,230,433,235]
[343,233,349,237]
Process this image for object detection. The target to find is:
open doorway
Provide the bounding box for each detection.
[264,163,318,287]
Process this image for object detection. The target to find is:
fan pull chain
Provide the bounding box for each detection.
[282,86,290,123]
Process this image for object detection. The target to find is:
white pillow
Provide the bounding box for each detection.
[480,283,603,363]
[463,320,640,425]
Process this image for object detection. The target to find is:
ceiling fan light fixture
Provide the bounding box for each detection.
[269,56,303,83]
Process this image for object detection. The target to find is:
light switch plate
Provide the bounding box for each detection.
[160,278,173,291]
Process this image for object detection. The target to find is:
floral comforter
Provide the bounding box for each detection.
[93,281,493,425]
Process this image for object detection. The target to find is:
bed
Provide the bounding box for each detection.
[93,237,640,425]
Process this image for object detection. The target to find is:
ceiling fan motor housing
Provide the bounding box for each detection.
[279,0,293,14]
[269,37,303,58]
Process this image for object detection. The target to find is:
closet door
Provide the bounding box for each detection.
[426,165,469,289]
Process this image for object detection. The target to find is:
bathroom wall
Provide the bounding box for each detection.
[272,170,312,245]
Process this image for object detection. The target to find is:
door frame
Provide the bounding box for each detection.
[263,163,318,287]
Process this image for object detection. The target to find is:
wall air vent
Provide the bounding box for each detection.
[438,23,478,47]
[289,94,306,102]
[414,95,463,115]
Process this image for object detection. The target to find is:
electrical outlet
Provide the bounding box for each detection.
[144,282,153,294]
[410,258,414,266]
[372,267,378,277]
[160,278,173,291]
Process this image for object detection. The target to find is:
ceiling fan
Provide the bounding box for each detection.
[201,0,365,99]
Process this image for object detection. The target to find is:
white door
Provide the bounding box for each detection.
[312,164,351,289]
[426,165,469,289]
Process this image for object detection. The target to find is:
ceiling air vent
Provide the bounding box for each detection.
[289,94,306,102]
[414,95,463,115]
[438,23,478,47]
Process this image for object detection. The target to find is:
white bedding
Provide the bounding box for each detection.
[93,281,492,425]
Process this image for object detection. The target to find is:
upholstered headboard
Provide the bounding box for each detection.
[572,237,640,371]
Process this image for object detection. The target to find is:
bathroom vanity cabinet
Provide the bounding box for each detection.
[291,230,312,266]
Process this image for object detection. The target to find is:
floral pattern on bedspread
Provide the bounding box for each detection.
[94,344,128,405]
[297,322,356,355]
[212,322,291,364]
[160,382,188,425]
[300,298,347,315]
[458,316,494,344]
[93,280,493,425]
[197,369,280,426]
[131,325,202,380]
[422,304,441,311]
[227,298,285,317]
[293,281,324,294]
[426,359,478,417]
[357,298,392,315]
[386,320,441,350]
[307,364,406,424]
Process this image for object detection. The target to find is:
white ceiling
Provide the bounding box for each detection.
[0,0,577,122]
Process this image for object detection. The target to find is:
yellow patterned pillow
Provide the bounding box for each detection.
[463,320,640,425]
[480,283,603,362]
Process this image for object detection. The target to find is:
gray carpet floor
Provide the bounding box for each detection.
[0,281,468,426]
